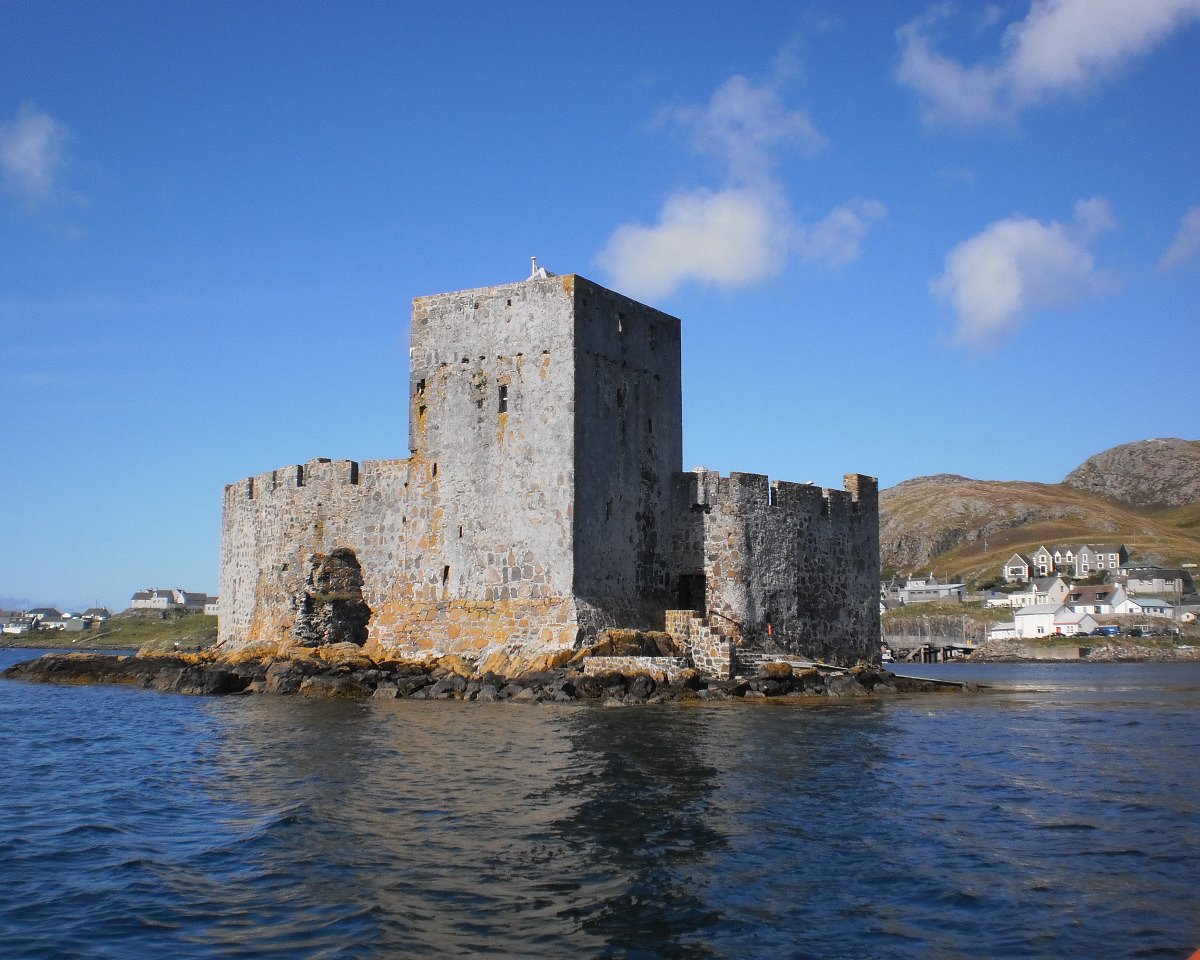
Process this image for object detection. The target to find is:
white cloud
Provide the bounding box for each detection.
[595,187,792,301]
[797,198,888,269]
[598,69,883,299]
[898,0,1200,124]
[1159,205,1200,271]
[0,105,68,202]
[933,197,1115,347]
[670,74,827,182]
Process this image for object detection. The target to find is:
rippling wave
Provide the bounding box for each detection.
[2,652,1198,958]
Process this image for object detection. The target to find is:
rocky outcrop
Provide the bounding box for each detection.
[1,650,972,702]
[971,637,1200,663]
[1063,438,1200,507]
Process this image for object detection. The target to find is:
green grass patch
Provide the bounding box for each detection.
[1,614,218,652]
[883,601,1012,624]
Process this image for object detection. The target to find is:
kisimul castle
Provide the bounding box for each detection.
[219,269,880,676]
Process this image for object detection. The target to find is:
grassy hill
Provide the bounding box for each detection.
[0,613,218,653]
[880,475,1200,585]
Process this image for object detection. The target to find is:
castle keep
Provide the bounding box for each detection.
[219,273,880,675]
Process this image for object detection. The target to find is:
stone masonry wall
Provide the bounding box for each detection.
[408,277,579,609]
[664,610,733,679]
[673,469,880,665]
[571,277,683,634]
[219,455,582,662]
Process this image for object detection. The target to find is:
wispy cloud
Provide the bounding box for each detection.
[898,0,1200,125]
[598,69,884,300]
[1159,205,1200,271]
[797,198,888,269]
[668,74,828,181]
[0,104,69,203]
[933,197,1116,348]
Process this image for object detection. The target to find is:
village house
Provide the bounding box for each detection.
[881,574,964,605]
[1116,595,1174,619]
[1010,603,1099,638]
[1002,544,1130,582]
[1119,564,1195,598]
[1030,546,1055,577]
[1062,584,1127,616]
[0,611,36,635]
[1051,544,1076,571]
[1003,553,1034,582]
[1075,544,1128,577]
[985,576,1069,609]
[130,589,218,613]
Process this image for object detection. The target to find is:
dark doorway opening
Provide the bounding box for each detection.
[677,574,706,614]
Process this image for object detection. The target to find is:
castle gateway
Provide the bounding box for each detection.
[219,272,880,675]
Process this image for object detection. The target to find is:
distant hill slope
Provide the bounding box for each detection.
[881,439,1200,582]
[1063,438,1200,507]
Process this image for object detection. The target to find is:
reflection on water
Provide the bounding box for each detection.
[549,710,724,959]
[2,651,1199,959]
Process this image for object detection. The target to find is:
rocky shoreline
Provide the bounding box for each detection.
[968,637,1200,663]
[1,647,977,704]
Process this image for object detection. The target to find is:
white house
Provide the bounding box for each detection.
[130,589,177,610]
[130,588,217,613]
[987,620,1018,640]
[1116,596,1174,619]
[987,577,1069,609]
[1054,610,1099,636]
[1013,604,1062,638]
[1063,584,1127,616]
[1013,603,1098,638]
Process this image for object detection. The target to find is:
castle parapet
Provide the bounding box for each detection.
[680,468,875,522]
[224,458,366,504]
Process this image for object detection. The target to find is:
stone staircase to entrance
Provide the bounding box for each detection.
[665,610,733,679]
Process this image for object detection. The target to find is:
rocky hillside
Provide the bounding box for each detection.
[881,439,1200,581]
[1063,438,1200,507]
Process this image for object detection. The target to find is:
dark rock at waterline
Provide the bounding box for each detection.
[2,652,976,703]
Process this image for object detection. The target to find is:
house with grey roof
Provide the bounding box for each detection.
[1030,546,1055,577]
[1075,544,1128,578]
[1063,583,1127,616]
[1003,553,1034,582]
[129,588,217,614]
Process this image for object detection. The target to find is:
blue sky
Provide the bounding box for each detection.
[2,0,1197,611]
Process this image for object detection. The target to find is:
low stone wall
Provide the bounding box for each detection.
[971,638,1087,661]
[665,610,733,679]
[581,656,690,680]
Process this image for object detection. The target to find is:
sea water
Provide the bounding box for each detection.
[1,650,1198,959]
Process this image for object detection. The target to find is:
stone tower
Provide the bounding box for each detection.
[405,273,683,635]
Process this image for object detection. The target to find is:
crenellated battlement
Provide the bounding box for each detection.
[679,468,875,522]
[222,458,419,504]
[672,467,880,663]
